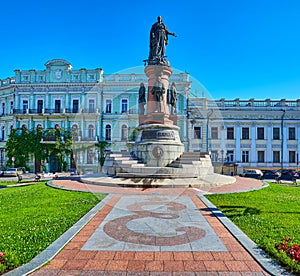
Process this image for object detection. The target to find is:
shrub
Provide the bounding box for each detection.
[0,251,19,274]
[276,238,300,263]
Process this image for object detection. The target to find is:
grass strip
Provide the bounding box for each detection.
[206,183,300,274]
[0,182,104,269]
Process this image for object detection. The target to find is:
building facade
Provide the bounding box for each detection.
[187,98,300,172]
[0,59,299,173]
[0,59,190,173]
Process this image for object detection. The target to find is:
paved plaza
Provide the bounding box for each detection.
[12,177,287,275]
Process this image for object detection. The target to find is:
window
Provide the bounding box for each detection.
[2,103,5,115]
[242,127,249,139]
[89,99,95,113]
[54,100,61,113]
[273,151,280,163]
[194,126,201,139]
[227,127,234,139]
[226,150,234,162]
[289,151,296,163]
[87,149,94,164]
[88,74,95,80]
[22,100,28,114]
[72,74,79,81]
[22,75,29,81]
[73,99,79,113]
[242,151,249,163]
[211,150,218,162]
[121,99,128,113]
[10,101,13,114]
[88,125,94,139]
[257,127,264,140]
[288,127,296,140]
[1,126,4,141]
[273,127,280,140]
[105,99,112,113]
[72,125,79,141]
[257,151,265,163]
[37,100,43,113]
[105,125,111,141]
[121,125,128,141]
[211,127,218,139]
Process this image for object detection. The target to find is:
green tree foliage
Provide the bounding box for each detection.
[6,127,31,169]
[6,127,73,171]
[95,140,110,166]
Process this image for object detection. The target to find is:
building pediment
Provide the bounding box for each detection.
[45,59,72,70]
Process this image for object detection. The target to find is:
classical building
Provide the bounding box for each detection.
[0,59,299,173]
[0,59,190,173]
[187,98,300,172]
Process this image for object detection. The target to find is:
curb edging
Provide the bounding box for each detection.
[4,188,113,276]
[199,194,291,276]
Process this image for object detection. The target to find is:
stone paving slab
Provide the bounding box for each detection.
[82,195,227,252]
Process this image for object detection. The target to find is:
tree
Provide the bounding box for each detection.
[42,127,73,172]
[6,127,31,169]
[95,140,110,166]
[6,127,73,172]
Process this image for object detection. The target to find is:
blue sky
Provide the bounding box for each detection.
[1,0,300,100]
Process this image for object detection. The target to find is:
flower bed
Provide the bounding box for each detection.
[275,238,300,263]
[0,251,19,274]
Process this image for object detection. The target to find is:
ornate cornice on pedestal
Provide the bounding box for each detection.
[144,65,173,80]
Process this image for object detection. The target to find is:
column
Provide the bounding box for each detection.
[297,122,300,167]
[65,86,69,110]
[220,124,225,155]
[250,122,256,164]
[235,122,241,162]
[282,123,287,166]
[267,123,272,166]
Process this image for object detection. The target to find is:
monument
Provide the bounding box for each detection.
[135,15,183,167]
[99,16,234,185]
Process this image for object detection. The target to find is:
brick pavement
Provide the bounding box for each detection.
[30,177,271,275]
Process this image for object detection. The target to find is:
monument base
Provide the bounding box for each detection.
[134,124,184,167]
[139,112,175,125]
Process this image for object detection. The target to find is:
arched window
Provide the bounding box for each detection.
[72,124,79,141]
[88,124,94,140]
[121,124,128,141]
[105,125,111,141]
[36,124,42,134]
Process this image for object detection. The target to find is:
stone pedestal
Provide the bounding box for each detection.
[134,124,184,167]
[141,65,174,125]
[134,65,184,167]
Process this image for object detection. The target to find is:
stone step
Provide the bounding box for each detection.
[116,172,196,179]
[114,160,140,164]
[116,166,199,177]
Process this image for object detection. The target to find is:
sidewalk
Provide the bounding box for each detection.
[21,177,285,275]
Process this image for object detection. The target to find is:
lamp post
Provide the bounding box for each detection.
[206,110,213,152]
[221,149,224,174]
[281,110,285,170]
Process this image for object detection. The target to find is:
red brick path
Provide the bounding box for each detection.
[31,177,269,275]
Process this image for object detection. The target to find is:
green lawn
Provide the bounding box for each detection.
[206,183,300,274]
[0,182,104,272]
